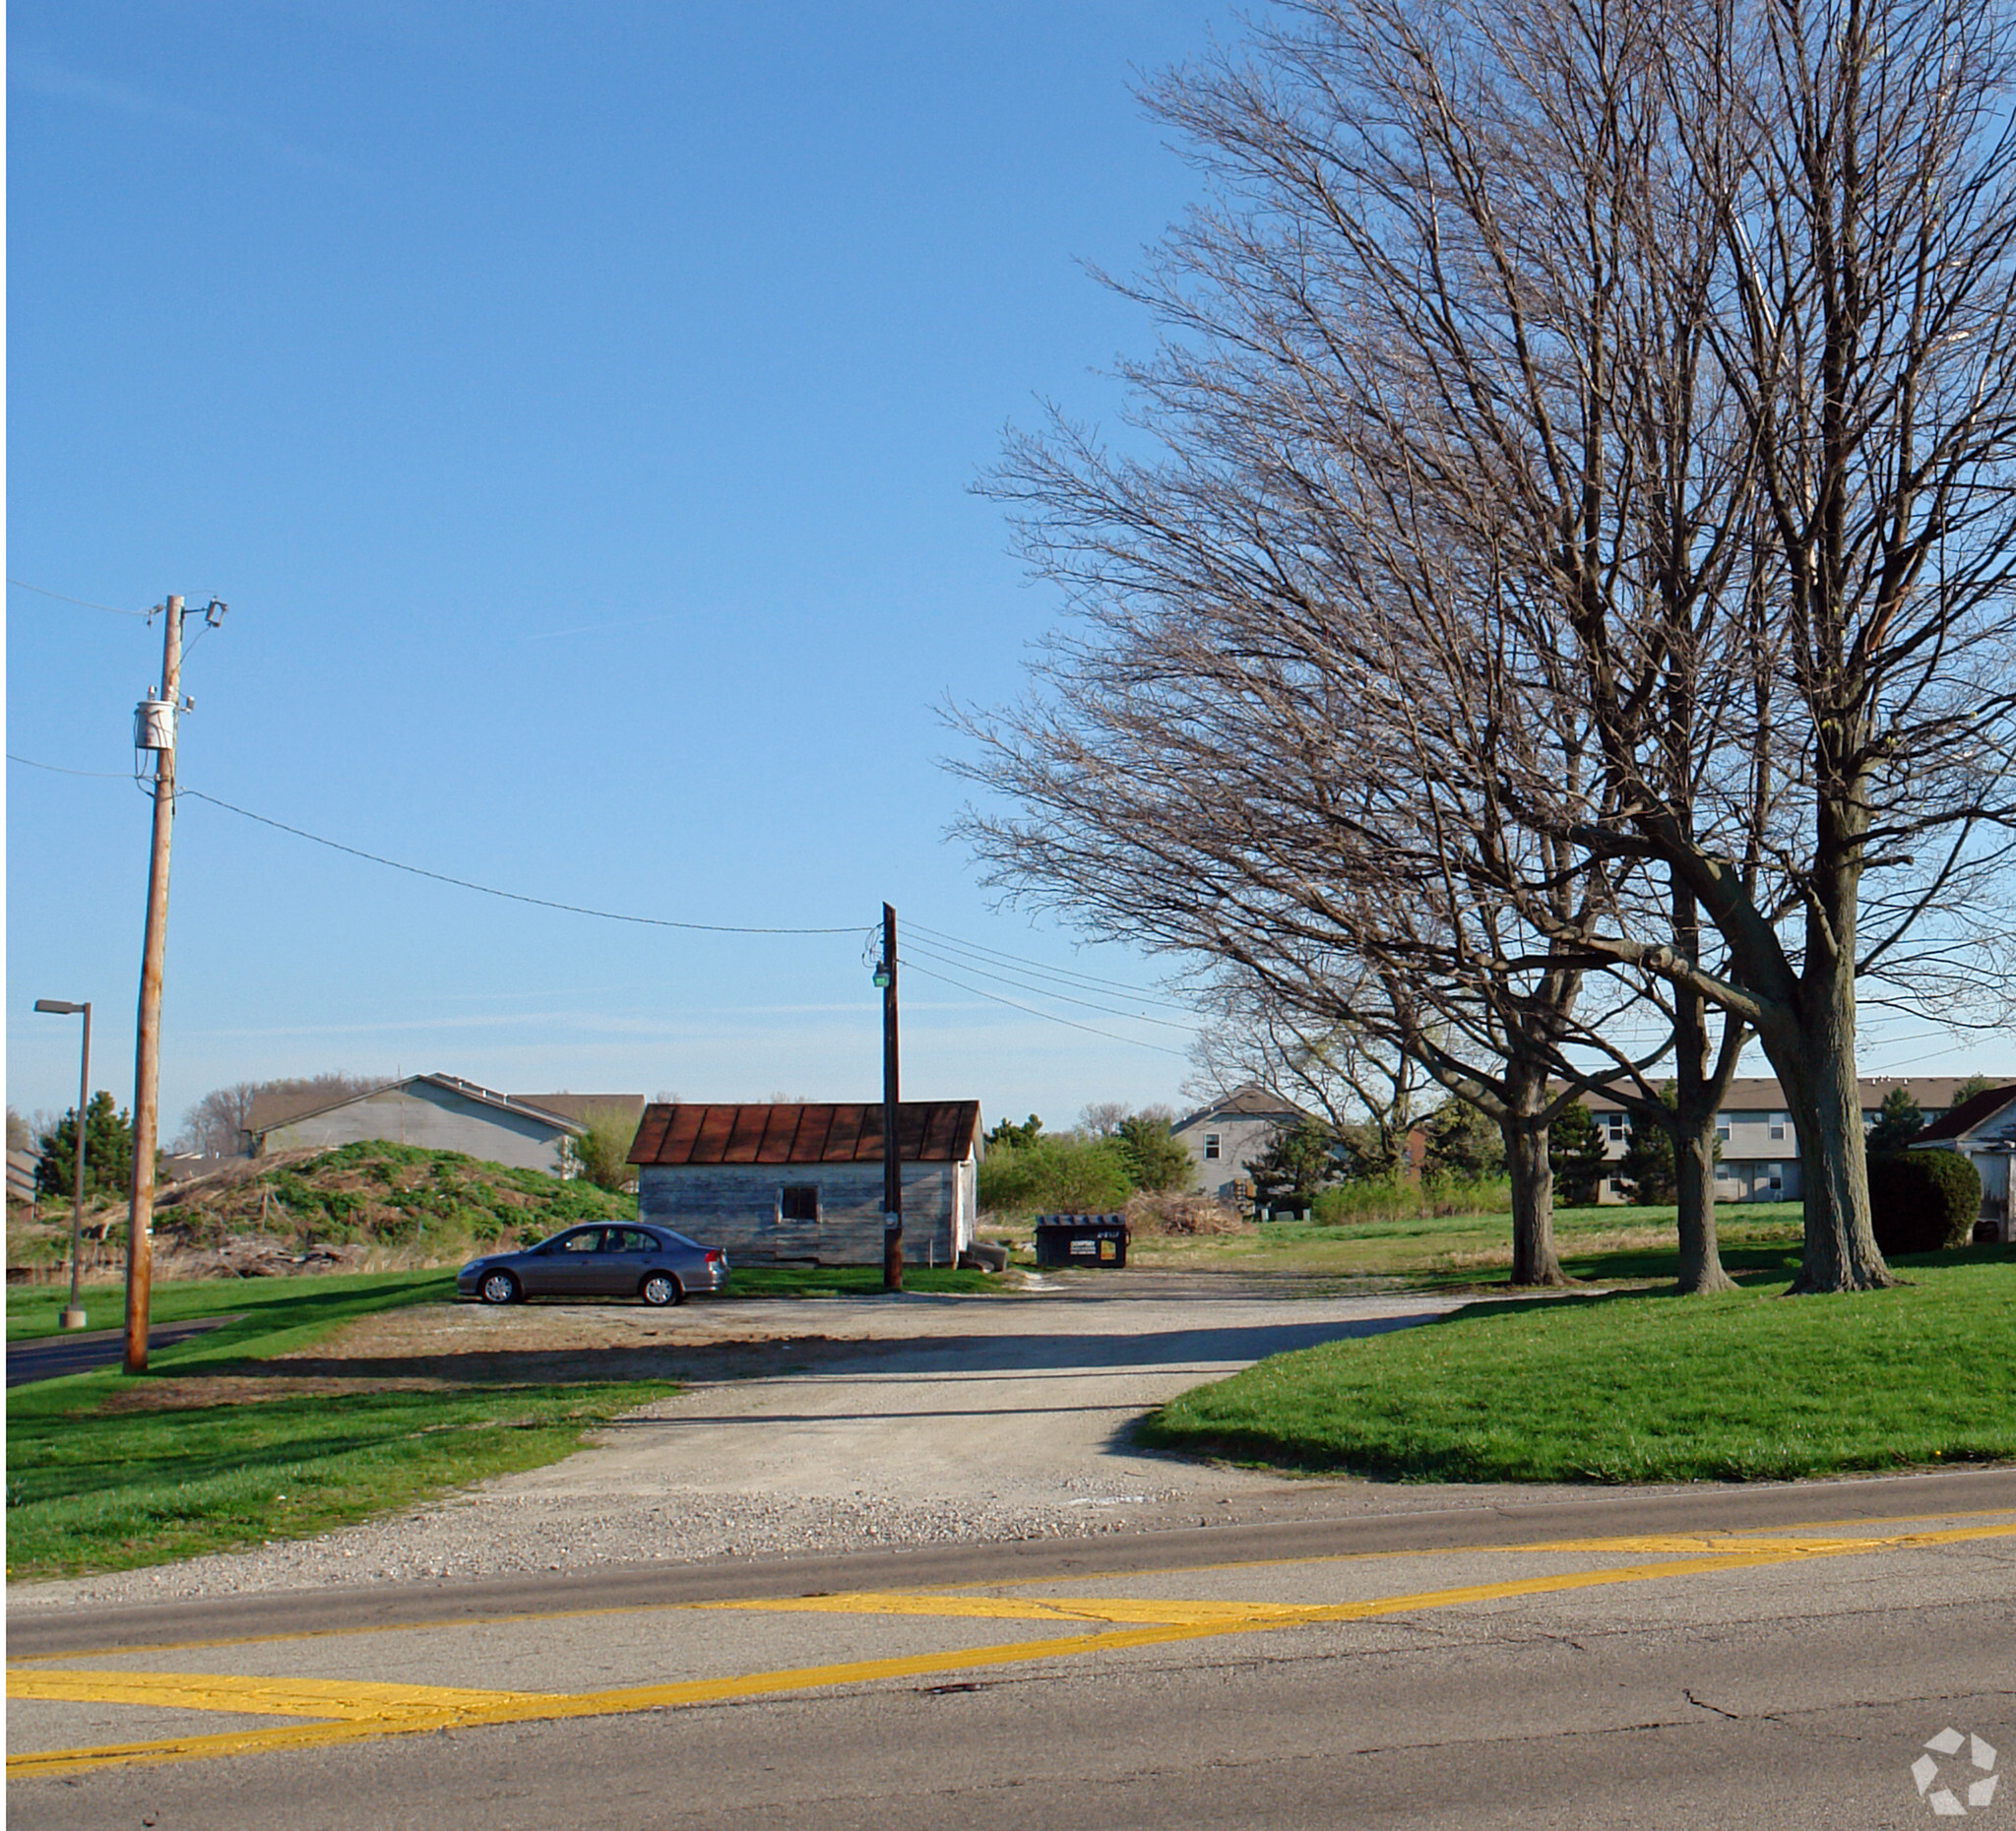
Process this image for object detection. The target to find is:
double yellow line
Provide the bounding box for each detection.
[12,1516,2014,1779]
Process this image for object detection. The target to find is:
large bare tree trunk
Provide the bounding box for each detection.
[1668,899,1737,1294]
[1763,970,1893,1294]
[1503,1058,1568,1287]
[1671,1123,1732,1295]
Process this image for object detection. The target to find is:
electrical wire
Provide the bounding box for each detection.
[7,578,153,618]
[178,789,866,935]
[902,959,1192,1056]
[905,918,1198,1008]
[13,757,1201,1058]
[7,751,131,780]
[903,939,1200,1032]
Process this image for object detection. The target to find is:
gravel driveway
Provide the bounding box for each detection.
[11,1274,1462,1610]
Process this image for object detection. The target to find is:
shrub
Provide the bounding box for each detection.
[978,1135,1134,1217]
[572,1106,643,1191]
[1869,1151,1982,1254]
[1310,1173,1512,1226]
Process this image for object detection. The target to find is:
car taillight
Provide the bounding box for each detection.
[705,1249,724,1265]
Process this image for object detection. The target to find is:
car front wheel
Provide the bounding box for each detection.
[640,1272,684,1307]
[479,1270,521,1305]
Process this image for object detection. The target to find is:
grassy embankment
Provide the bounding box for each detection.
[1140,1249,2016,1483]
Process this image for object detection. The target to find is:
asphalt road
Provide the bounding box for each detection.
[11,1468,2014,1830]
[4,1316,235,1387]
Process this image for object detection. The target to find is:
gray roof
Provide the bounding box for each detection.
[1914,1084,2016,1145]
[251,1073,586,1138]
[1174,1083,1314,1131]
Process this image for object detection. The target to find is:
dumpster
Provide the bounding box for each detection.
[1033,1213,1130,1269]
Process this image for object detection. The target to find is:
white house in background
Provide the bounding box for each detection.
[1172,1085,1313,1203]
[247,1073,600,1175]
[1912,1083,2016,1242]
[627,1101,982,1267]
[1575,1075,1997,1203]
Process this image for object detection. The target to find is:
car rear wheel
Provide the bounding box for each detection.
[640,1271,684,1307]
[479,1270,521,1305]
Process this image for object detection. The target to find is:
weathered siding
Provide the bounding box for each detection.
[1174,1113,1294,1202]
[640,1159,973,1265]
[261,1084,570,1174]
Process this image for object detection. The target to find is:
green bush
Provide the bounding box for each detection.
[1869,1150,1982,1254]
[978,1135,1135,1216]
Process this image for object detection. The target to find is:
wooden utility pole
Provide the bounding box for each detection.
[125,596,185,1374]
[879,902,903,1293]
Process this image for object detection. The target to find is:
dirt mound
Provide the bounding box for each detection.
[9,1143,638,1283]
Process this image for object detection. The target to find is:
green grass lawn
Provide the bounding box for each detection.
[1139,1251,2016,1484]
[5,1271,676,1581]
[7,1268,454,1343]
[1124,1201,1806,1287]
[6,1381,670,1580]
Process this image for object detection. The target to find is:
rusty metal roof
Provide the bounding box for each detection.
[628,1102,982,1167]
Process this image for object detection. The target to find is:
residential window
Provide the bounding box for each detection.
[1602,1112,1626,1142]
[1770,1112,1788,1141]
[780,1185,819,1223]
[1204,1133,1222,1161]
[1716,1121,1732,1143]
[1767,1163,1785,1196]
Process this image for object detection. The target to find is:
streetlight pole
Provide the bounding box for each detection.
[33,999,93,1331]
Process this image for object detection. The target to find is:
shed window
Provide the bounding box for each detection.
[1203,1133,1222,1161]
[780,1185,819,1223]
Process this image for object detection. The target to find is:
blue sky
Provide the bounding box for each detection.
[7,2,2004,1140]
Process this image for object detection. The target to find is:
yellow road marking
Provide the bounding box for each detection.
[13,1518,2015,1779]
[6,1670,565,1724]
[702,1592,1317,1625]
[12,1504,2010,1666]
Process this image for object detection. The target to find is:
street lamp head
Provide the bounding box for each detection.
[33,999,85,1015]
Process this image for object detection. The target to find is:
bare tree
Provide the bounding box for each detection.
[1187,980,1426,1171]
[967,0,2015,1296]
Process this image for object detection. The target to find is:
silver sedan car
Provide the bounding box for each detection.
[458,1223,729,1307]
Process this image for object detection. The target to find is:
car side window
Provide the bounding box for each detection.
[609,1229,653,1253]
[556,1231,600,1254]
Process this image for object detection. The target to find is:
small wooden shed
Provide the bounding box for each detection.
[627,1101,982,1266]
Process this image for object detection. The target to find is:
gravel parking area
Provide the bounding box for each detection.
[10,1275,1466,1611]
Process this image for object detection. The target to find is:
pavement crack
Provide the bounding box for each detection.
[1683,1688,1745,1721]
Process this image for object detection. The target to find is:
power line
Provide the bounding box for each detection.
[178,789,866,936]
[903,959,1192,1056]
[903,939,1201,1032]
[8,751,131,780]
[7,578,153,618]
[905,918,1199,1008]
